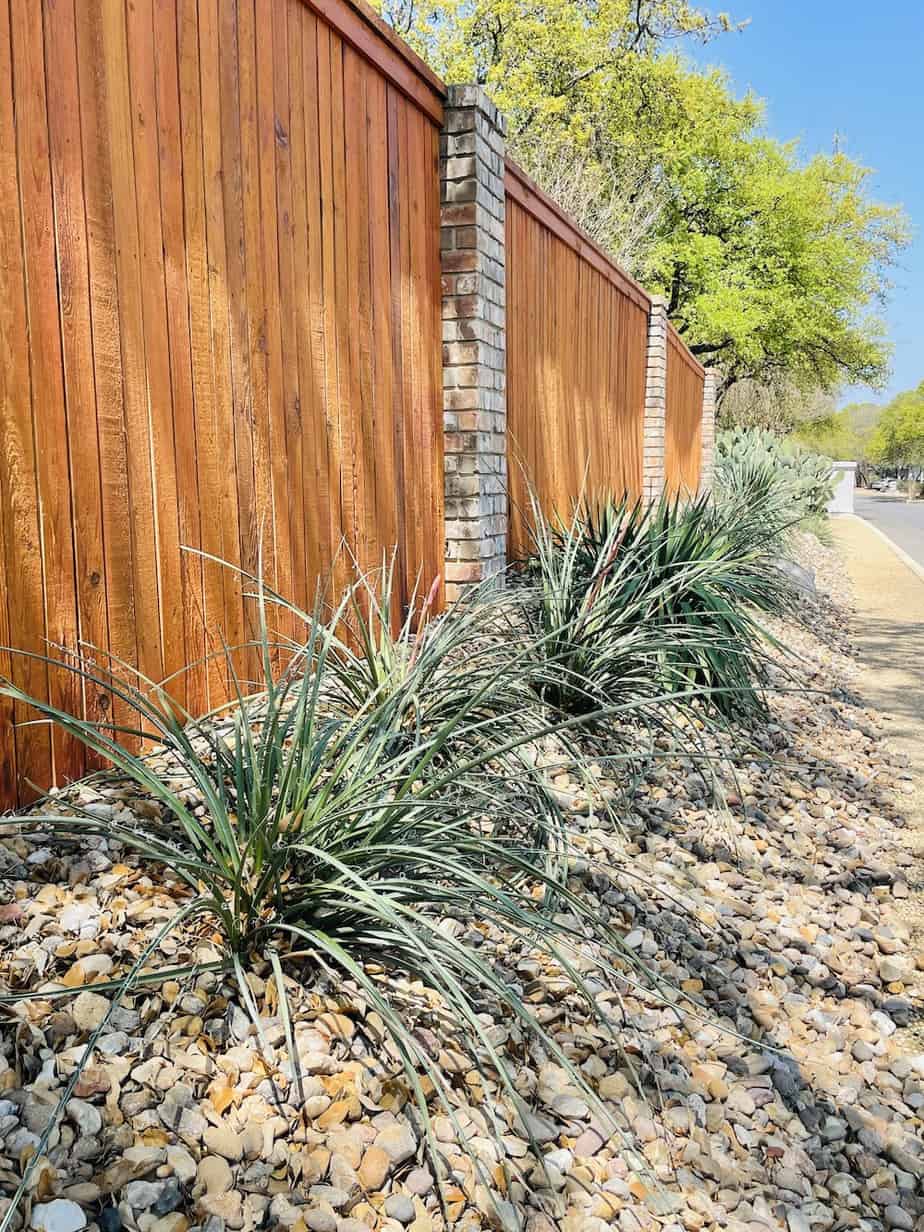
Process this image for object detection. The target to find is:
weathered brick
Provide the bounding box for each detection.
[444,387,481,412]
[642,298,669,502]
[444,155,477,181]
[441,178,477,205]
[443,340,481,366]
[454,225,479,249]
[442,249,480,275]
[441,202,478,228]
[441,85,508,593]
[700,368,719,493]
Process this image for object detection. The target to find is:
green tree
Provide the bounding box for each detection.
[637,67,908,397]
[375,1,909,402]
[870,382,924,468]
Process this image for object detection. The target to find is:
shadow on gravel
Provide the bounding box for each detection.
[601,840,924,1226]
[595,677,924,1225]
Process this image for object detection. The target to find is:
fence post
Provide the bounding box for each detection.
[440,85,508,601]
[700,367,720,492]
[643,296,669,503]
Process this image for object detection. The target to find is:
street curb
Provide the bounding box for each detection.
[843,513,924,585]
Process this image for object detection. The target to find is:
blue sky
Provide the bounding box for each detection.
[689,1,923,407]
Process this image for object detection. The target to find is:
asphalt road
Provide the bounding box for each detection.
[854,491,924,568]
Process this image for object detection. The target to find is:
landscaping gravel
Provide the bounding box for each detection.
[0,533,921,1232]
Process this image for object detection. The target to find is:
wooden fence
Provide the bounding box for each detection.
[0,0,445,806]
[0,0,710,811]
[665,322,706,496]
[505,163,650,561]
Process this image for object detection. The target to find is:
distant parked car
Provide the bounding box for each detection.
[871,477,898,491]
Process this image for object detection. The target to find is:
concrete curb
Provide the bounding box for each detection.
[843,513,924,586]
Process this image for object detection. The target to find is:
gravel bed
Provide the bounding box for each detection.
[0,534,921,1232]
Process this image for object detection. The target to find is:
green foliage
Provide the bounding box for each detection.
[523,491,695,719]
[643,78,907,395]
[303,561,534,757]
[377,0,737,126]
[794,402,882,463]
[869,381,924,468]
[716,428,836,518]
[0,577,655,1210]
[525,488,797,722]
[374,0,908,401]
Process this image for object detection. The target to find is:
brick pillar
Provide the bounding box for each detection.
[440,85,507,601]
[643,296,669,504]
[700,367,720,493]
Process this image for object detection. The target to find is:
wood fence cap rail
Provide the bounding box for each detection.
[505,158,653,313]
[667,318,706,376]
[300,0,446,123]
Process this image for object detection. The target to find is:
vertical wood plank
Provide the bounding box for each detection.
[198,0,245,677]
[269,0,305,620]
[343,48,374,582]
[328,32,354,596]
[218,0,259,686]
[153,0,207,711]
[258,0,295,631]
[300,8,332,607]
[366,69,400,624]
[423,119,444,603]
[13,0,84,785]
[237,0,276,647]
[125,0,187,706]
[100,0,165,693]
[316,23,346,602]
[74,0,140,744]
[175,0,225,705]
[386,86,409,606]
[0,0,51,797]
[43,0,111,749]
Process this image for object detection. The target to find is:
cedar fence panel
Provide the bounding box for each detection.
[665,322,706,496]
[505,162,651,562]
[0,0,445,810]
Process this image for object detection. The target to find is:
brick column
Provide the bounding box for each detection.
[642,296,669,504]
[700,368,720,493]
[440,85,507,601]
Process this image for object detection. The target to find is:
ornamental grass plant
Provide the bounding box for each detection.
[0,571,660,1222]
[523,485,799,722]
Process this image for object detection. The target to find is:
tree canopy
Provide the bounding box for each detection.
[375,0,909,405]
[794,403,881,463]
[869,382,924,468]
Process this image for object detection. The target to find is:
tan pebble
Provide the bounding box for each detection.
[357,1145,390,1190]
[316,1099,352,1130]
[316,1012,355,1040]
[150,1217,188,1232]
[195,1155,233,1196]
[197,1191,243,1229]
[165,1147,196,1185]
[61,1184,100,1204]
[72,990,109,1033]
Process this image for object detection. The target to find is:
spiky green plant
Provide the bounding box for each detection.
[0,575,663,1223]
[716,427,835,519]
[281,557,538,760]
[526,487,798,721]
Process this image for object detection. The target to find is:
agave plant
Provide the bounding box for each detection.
[0,574,661,1220]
